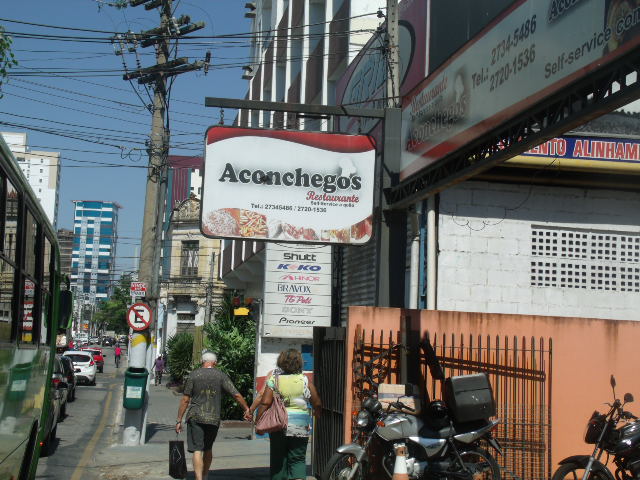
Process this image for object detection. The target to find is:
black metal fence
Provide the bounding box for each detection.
[429,333,552,480]
[352,326,552,480]
[312,326,346,478]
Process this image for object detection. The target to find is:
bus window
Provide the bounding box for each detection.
[20,278,36,344]
[43,236,51,292]
[0,258,13,341]
[40,236,52,344]
[3,180,17,263]
[24,209,37,279]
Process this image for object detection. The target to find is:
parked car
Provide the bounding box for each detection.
[58,354,77,402]
[40,374,61,457]
[63,350,97,385]
[81,347,105,373]
[51,356,69,418]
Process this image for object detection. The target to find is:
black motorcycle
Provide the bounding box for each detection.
[552,375,640,480]
[321,342,502,480]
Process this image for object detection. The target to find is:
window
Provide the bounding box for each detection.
[20,278,36,344]
[24,210,38,279]
[0,259,15,341]
[3,180,17,263]
[180,241,199,276]
[177,313,195,321]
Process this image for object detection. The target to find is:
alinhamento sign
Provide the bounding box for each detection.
[200,127,376,245]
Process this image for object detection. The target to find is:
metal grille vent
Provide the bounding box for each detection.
[531,227,639,292]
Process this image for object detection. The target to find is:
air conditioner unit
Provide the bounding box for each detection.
[244,2,257,18]
[242,65,256,80]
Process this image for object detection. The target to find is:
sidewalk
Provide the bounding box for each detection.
[99,381,315,480]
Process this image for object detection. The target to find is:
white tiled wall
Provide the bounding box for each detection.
[437,181,640,320]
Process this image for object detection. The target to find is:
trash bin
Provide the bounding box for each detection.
[123,367,148,409]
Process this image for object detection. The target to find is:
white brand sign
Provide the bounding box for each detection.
[401,0,640,180]
[201,127,376,245]
[262,244,331,339]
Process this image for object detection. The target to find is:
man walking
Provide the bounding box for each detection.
[175,351,250,480]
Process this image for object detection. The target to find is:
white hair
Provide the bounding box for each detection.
[201,351,217,363]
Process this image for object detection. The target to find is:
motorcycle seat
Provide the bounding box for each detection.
[419,424,455,439]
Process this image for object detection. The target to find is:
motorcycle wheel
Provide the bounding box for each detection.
[458,447,500,480]
[552,463,613,480]
[321,452,367,480]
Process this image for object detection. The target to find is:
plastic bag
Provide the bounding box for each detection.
[169,439,187,479]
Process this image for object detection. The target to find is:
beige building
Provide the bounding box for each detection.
[1,132,61,228]
[159,194,226,352]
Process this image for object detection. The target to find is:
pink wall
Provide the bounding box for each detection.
[346,307,640,467]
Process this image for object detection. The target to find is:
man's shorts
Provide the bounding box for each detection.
[186,420,219,452]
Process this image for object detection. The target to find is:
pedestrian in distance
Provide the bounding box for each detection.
[175,351,251,480]
[253,348,322,480]
[153,355,165,386]
[114,344,122,368]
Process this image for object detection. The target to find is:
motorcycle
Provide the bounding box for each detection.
[552,375,640,480]
[321,343,502,480]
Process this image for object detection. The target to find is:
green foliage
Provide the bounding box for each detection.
[203,295,256,420]
[93,275,132,334]
[166,331,194,383]
[0,26,18,96]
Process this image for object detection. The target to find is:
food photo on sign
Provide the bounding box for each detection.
[200,127,376,245]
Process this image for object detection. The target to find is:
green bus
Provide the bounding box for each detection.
[0,136,72,479]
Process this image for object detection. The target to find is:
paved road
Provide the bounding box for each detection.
[36,345,125,480]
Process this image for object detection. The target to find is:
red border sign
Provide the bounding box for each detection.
[127,303,152,331]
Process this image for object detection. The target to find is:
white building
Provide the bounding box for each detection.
[217,0,381,388]
[0,131,61,228]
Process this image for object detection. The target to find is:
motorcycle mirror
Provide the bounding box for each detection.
[611,375,617,389]
[624,393,634,404]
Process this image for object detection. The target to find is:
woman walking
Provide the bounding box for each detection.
[153,355,165,385]
[255,349,321,480]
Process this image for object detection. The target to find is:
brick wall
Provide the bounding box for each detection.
[437,181,640,320]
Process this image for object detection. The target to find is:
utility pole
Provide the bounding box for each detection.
[113,0,205,445]
[380,0,403,307]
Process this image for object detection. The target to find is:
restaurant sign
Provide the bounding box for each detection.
[200,127,376,245]
[401,0,640,180]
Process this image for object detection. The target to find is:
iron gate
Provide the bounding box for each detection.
[312,326,346,478]
[352,327,552,480]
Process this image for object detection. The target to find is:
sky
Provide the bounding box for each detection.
[0,0,252,277]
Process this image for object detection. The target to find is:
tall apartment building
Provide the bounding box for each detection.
[57,228,74,278]
[70,201,121,303]
[0,131,61,228]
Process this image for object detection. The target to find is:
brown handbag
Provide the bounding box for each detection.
[255,375,288,435]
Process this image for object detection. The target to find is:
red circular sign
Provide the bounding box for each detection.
[126,303,152,331]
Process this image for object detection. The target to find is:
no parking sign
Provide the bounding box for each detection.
[126,303,152,331]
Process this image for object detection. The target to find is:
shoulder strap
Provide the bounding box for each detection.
[302,374,311,399]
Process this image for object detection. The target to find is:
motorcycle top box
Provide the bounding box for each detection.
[443,373,496,423]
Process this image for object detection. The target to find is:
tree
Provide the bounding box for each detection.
[203,295,256,420]
[166,332,195,383]
[93,274,132,334]
[0,26,17,96]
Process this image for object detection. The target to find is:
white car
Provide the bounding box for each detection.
[63,350,97,386]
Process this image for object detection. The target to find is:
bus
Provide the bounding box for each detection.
[0,136,72,479]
